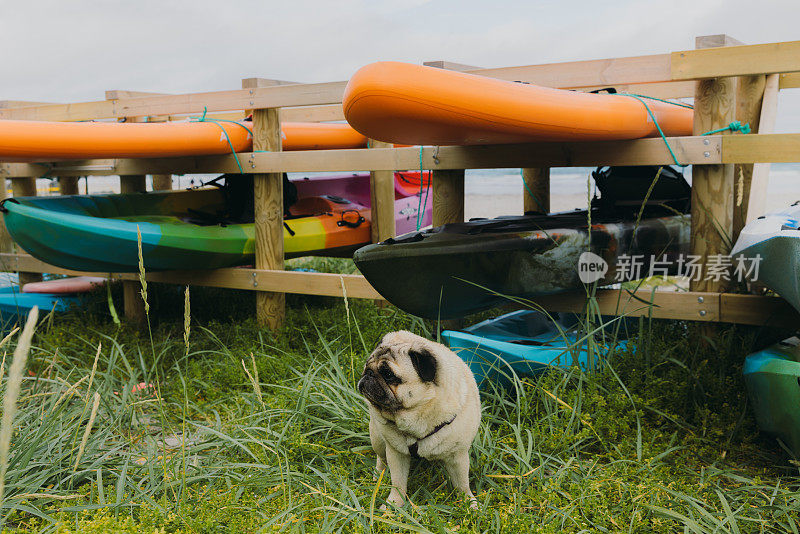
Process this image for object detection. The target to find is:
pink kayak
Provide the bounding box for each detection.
[22,276,106,294]
[291,172,433,234]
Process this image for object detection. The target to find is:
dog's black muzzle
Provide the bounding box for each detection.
[358,368,400,411]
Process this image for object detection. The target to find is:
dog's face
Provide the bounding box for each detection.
[357,331,438,414]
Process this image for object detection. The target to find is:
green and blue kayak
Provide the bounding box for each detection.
[744,337,800,456]
[441,309,632,389]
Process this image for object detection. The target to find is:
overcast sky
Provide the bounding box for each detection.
[1,0,798,129]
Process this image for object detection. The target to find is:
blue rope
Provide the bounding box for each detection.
[617,95,750,168]
[189,106,254,174]
[416,147,431,230]
[519,168,547,213]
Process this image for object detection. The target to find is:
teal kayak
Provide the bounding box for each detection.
[441,310,631,389]
[0,286,80,332]
[743,337,800,456]
[731,204,800,313]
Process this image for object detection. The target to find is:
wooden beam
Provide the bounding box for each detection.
[0,252,795,326]
[0,253,383,299]
[368,140,396,242]
[0,100,54,108]
[690,37,737,295]
[423,61,483,72]
[2,132,798,178]
[743,74,779,224]
[527,289,799,327]
[0,134,736,177]
[241,77,299,87]
[252,107,284,330]
[105,90,170,100]
[779,72,800,89]
[672,40,800,81]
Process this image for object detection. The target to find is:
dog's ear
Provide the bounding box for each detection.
[408,347,437,383]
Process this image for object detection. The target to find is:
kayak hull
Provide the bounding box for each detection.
[353,211,691,319]
[343,61,694,146]
[732,205,800,313]
[743,337,800,455]
[0,120,367,161]
[442,310,631,388]
[3,183,432,273]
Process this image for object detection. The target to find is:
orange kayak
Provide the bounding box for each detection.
[343,61,694,146]
[0,120,367,161]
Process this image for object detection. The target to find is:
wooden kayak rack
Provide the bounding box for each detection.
[1,34,799,329]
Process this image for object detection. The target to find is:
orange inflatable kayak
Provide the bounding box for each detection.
[0,120,367,161]
[343,61,694,146]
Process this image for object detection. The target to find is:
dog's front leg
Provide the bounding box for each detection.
[383,445,411,507]
[443,449,477,509]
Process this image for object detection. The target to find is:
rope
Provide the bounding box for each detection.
[519,168,548,213]
[189,106,254,174]
[617,95,750,167]
[416,147,431,230]
[702,120,751,136]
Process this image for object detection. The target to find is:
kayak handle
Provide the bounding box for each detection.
[0,198,19,213]
[337,209,365,229]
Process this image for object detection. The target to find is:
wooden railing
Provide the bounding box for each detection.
[0,34,798,328]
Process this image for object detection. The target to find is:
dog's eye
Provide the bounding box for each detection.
[379,365,400,385]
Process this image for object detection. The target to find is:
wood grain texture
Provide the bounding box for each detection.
[744,74,779,225]
[368,140,396,242]
[432,170,465,226]
[123,279,146,326]
[521,168,550,214]
[151,175,172,191]
[732,74,766,237]
[690,40,737,294]
[0,135,739,178]
[252,107,285,329]
[672,41,800,81]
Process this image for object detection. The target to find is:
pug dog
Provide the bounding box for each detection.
[357,331,481,508]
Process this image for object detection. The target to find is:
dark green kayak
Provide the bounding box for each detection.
[744,337,800,456]
[353,210,690,318]
[354,165,692,319]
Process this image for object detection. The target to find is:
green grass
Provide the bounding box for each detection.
[0,266,798,533]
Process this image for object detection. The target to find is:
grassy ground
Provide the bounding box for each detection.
[0,261,798,533]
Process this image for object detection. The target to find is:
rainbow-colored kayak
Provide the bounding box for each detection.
[1,174,432,272]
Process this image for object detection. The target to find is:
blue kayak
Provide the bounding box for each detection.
[0,286,80,331]
[441,310,631,389]
[743,337,800,456]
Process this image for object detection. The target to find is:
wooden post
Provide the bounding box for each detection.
[121,170,148,326]
[10,177,42,285]
[58,176,79,195]
[0,177,13,254]
[369,140,396,242]
[151,175,173,191]
[690,35,739,296]
[739,74,779,229]
[119,114,148,325]
[522,168,550,214]
[252,107,284,329]
[432,170,465,227]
